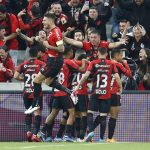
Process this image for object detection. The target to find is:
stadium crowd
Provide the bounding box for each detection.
[0,0,150,143]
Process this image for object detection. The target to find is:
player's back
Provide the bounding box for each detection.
[17,59,45,98]
[89,58,117,99]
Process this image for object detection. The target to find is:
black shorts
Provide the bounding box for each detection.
[23,96,43,110]
[52,95,74,111]
[40,56,63,78]
[110,94,121,106]
[88,95,110,113]
[75,94,89,112]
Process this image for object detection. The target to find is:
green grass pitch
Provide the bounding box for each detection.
[0,142,150,150]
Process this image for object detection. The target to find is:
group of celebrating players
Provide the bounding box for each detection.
[14,12,131,143]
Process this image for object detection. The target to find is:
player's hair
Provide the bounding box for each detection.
[44,12,57,21]
[78,54,87,60]
[0,4,6,13]
[99,47,107,55]
[111,48,122,58]
[73,29,84,37]
[29,47,38,57]
[87,27,95,33]
[90,29,100,37]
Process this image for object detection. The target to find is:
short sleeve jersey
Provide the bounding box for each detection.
[87,58,117,99]
[17,59,45,98]
[47,27,63,57]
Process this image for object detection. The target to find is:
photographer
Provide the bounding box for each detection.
[0,45,15,82]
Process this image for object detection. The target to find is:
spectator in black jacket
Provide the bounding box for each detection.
[126,23,150,63]
[80,5,112,40]
[117,0,150,37]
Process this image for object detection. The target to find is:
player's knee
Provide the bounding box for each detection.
[68,108,75,117]
[34,109,41,116]
[34,72,46,83]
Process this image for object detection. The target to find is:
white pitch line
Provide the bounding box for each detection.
[4,144,64,150]
[20,144,64,149]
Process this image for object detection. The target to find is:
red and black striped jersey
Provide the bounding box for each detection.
[53,59,80,97]
[17,59,45,98]
[47,27,63,57]
[110,61,131,94]
[87,58,117,100]
[71,59,89,95]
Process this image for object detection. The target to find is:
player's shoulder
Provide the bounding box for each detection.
[53,27,62,33]
[34,59,45,65]
[20,60,30,66]
[64,58,75,65]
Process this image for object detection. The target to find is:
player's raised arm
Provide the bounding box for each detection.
[63,36,83,48]
[108,38,128,49]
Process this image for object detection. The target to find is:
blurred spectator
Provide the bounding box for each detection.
[117,0,150,37]
[0,4,19,50]
[61,0,82,28]
[41,0,56,14]
[6,0,28,15]
[17,5,43,38]
[80,4,112,40]
[49,2,68,32]
[90,0,112,39]
[16,28,47,47]
[109,0,131,37]
[27,0,41,15]
[125,23,150,63]
[0,45,15,82]
[122,57,138,90]
[16,28,47,61]
[136,48,150,90]
[0,0,5,5]
[112,19,132,42]
[0,25,5,46]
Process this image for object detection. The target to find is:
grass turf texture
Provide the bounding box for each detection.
[0,142,150,150]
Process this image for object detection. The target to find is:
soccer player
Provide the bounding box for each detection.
[39,46,87,142]
[107,49,131,143]
[71,50,89,141]
[26,13,64,113]
[64,29,127,61]
[14,48,45,142]
[74,47,122,142]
